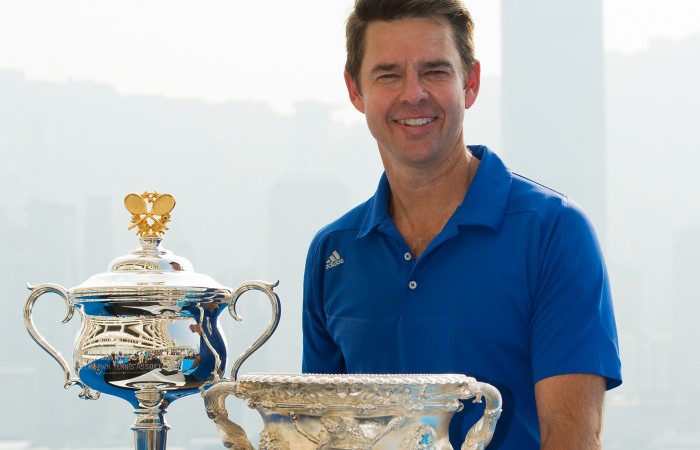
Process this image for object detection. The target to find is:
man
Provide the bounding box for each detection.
[302,0,622,448]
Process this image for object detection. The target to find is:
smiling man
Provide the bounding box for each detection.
[302,1,622,449]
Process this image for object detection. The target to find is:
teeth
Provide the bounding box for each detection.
[399,118,433,126]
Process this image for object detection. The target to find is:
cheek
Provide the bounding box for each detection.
[362,97,390,126]
[445,89,468,117]
[364,110,385,140]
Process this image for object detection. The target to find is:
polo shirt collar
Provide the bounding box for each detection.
[357,145,512,238]
[357,172,392,239]
[456,145,512,231]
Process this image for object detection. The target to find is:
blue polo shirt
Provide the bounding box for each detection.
[302,145,621,449]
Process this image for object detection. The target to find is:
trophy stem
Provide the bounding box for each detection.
[131,383,170,450]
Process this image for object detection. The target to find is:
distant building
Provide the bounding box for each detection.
[501,0,607,240]
[672,225,700,395]
[84,194,115,274]
[25,198,80,284]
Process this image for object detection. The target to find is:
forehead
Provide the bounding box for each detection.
[361,16,459,70]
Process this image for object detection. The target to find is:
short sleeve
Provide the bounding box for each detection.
[530,199,622,389]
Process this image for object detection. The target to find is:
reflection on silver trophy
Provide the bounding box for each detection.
[24,192,281,450]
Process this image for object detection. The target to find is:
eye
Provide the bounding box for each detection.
[425,70,450,77]
[375,73,400,83]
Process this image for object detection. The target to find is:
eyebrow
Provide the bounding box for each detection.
[369,63,400,75]
[423,60,455,71]
[369,60,456,75]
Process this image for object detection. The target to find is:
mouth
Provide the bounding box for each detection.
[396,117,435,126]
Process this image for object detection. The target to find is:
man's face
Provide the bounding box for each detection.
[345,16,480,171]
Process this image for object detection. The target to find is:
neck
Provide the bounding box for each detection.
[387,148,478,258]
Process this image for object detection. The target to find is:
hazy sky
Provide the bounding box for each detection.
[0,0,698,111]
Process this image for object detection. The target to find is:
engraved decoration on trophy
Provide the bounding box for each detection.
[204,373,502,450]
[24,192,281,450]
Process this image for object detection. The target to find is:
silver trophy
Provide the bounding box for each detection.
[24,192,281,450]
[204,373,502,450]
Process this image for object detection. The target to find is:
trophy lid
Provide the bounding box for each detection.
[69,192,230,303]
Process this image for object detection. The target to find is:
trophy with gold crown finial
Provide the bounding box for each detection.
[24,192,281,450]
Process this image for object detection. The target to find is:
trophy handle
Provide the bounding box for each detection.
[461,381,502,450]
[23,283,100,400]
[227,280,281,381]
[204,381,255,450]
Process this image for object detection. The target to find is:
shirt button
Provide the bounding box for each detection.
[408,281,417,290]
[404,252,412,261]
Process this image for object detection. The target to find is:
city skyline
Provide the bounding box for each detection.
[1,10,699,450]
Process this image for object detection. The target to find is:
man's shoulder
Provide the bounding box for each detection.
[506,172,598,244]
[507,172,574,218]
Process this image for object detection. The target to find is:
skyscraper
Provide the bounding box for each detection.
[501,0,606,239]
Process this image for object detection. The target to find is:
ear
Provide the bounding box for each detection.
[464,59,481,110]
[344,70,365,114]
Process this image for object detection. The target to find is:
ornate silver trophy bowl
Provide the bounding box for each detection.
[24,192,281,450]
[204,373,502,450]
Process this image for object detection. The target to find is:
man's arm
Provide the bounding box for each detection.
[535,373,606,450]
[302,305,347,373]
[301,237,347,374]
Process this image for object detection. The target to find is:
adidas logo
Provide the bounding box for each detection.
[325,250,345,269]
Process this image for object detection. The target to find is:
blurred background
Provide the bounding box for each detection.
[1,0,698,448]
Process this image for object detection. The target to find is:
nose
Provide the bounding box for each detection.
[400,72,429,105]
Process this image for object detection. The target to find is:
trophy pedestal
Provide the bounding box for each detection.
[132,384,170,450]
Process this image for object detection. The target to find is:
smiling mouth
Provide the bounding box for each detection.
[397,117,435,126]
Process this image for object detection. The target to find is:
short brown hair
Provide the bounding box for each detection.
[345,0,475,84]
